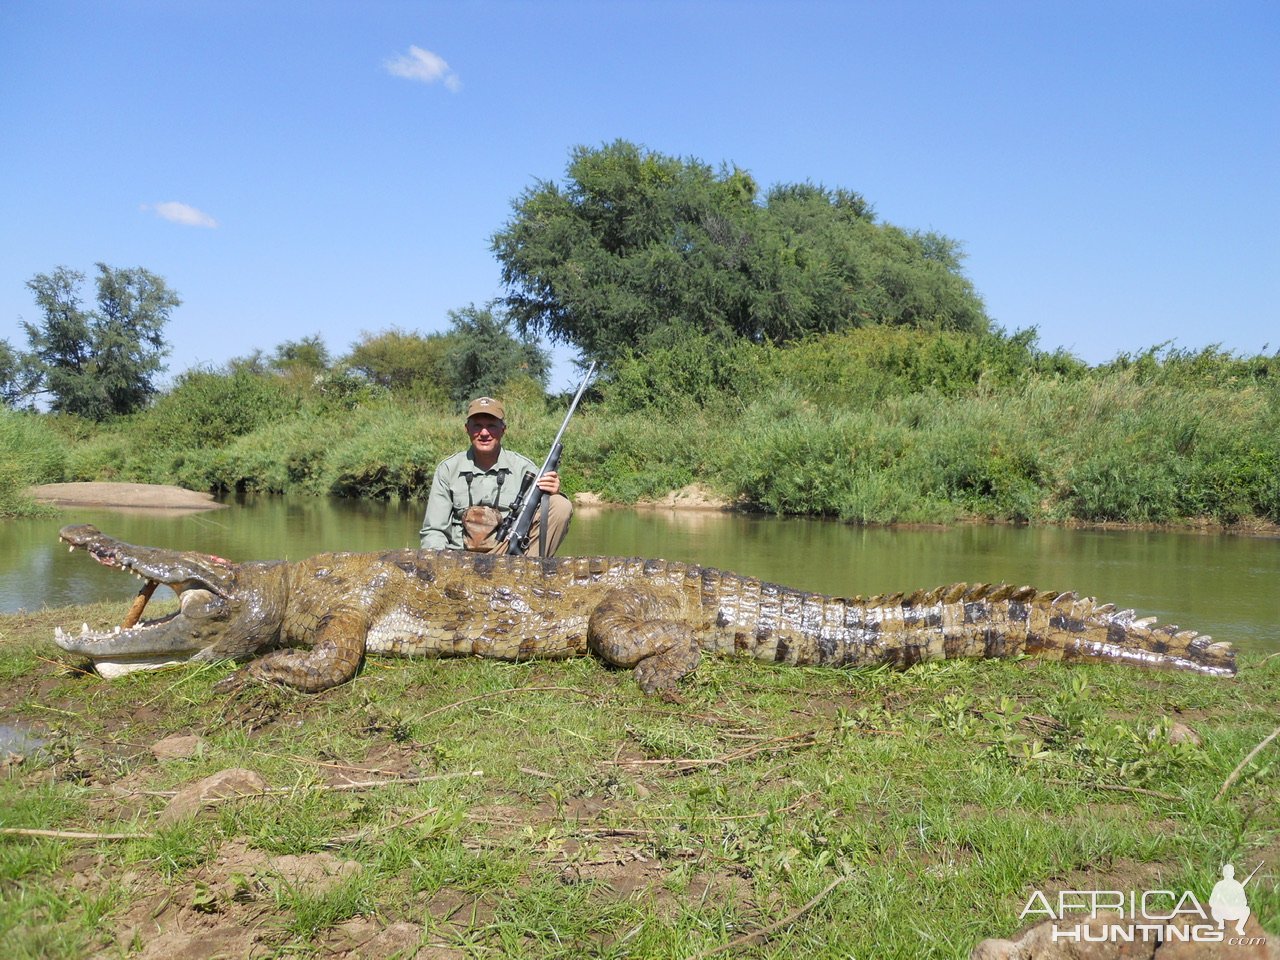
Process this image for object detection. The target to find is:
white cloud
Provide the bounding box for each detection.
[385,45,461,92]
[145,201,219,228]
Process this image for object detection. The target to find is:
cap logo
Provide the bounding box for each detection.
[466,396,506,421]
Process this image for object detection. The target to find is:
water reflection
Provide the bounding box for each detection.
[2,496,1277,654]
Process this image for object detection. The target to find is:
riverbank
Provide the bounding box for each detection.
[0,602,1276,958]
[27,481,225,513]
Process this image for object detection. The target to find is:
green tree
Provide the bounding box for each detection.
[344,327,455,400]
[0,338,35,406]
[491,141,989,365]
[21,264,178,419]
[443,305,550,406]
[269,335,331,374]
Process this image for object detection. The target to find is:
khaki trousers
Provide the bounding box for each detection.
[471,494,574,558]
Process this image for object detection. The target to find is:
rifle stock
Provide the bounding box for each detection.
[504,363,596,556]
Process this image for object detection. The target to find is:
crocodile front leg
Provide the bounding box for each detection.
[218,608,369,693]
[587,586,702,695]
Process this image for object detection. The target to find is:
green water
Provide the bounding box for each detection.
[3,495,1277,653]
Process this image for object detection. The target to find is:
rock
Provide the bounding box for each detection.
[157,768,267,825]
[1147,721,1201,747]
[151,734,204,760]
[1165,722,1201,747]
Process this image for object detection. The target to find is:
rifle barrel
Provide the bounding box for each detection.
[505,362,596,555]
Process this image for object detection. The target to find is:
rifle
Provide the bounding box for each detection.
[500,361,597,556]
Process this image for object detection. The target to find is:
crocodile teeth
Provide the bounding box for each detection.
[81,622,89,635]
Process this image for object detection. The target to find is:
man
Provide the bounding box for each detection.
[419,396,573,556]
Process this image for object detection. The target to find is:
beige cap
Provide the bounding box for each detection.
[465,396,505,421]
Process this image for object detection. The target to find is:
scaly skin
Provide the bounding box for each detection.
[52,524,1237,693]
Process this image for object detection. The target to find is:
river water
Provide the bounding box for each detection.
[2,496,1276,654]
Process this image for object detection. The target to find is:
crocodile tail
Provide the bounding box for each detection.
[859,583,1236,677]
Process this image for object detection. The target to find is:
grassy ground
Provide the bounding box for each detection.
[0,603,1277,959]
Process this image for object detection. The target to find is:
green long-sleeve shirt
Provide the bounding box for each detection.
[419,446,539,549]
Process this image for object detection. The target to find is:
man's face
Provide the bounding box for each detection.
[466,414,505,454]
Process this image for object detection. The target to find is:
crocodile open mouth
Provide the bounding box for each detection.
[54,530,209,677]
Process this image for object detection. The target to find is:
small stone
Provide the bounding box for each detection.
[1166,722,1201,747]
[158,768,268,825]
[151,734,204,760]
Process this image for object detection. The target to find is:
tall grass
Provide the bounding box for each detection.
[0,409,66,517]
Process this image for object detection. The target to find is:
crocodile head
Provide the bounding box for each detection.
[53,524,288,677]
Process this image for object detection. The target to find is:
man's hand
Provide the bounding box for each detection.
[536,471,561,496]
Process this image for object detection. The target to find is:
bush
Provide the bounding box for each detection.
[573,412,703,503]
[603,329,764,417]
[144,368,296,448]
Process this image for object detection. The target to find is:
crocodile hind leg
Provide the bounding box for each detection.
[587,586,701,695]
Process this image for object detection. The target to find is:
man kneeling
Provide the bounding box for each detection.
[418,396,572,556]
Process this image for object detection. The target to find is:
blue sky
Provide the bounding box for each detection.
[2,1,1276,390]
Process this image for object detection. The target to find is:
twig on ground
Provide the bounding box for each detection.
[327,806,442,845]
[202,770,483,808]
[25,701,80,719]
[608,729,819,773]
[1,827,153,841]
[1045,779,1180,803]
[250,749,409,780]
[1215,723,1280,801]
[687,873,849,959]
[631,794,815,824]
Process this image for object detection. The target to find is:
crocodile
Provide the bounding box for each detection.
[51,524,1236,693]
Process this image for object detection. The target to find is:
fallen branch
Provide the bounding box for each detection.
[1215,723,1280,801]
[326,806,442,846]
[295,770,481,794]
[608,729,819,774]
[687,873,849,959]
[202,769,483,809]
[625,794,815,825]
[250,749,411,780]
[1,827,153,841]
[1045,779,1180,803]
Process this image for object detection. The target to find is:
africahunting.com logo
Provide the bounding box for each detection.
[1019,862,1269,946]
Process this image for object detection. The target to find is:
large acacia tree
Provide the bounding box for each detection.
[491,140,989,365]
[22,264,178,419]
